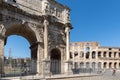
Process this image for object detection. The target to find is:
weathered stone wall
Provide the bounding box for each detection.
[70,42,120,70]
[0,0,72,76]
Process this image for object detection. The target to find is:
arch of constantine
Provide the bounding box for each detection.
[1,0,120,79]
[0,0,72,76]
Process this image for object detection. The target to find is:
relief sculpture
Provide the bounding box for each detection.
[0,24,6,36]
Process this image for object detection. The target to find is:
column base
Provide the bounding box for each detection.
[64,60,73,75]
[42,59,51,77]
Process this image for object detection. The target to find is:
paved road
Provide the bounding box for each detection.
[1,70,120,80]
[49,70,120,80]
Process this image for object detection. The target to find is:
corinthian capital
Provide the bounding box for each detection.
[44,19,49,26]
[65,27,70,33]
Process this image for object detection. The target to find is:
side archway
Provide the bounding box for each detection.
[4,24,39,74]
[50,48,61,74]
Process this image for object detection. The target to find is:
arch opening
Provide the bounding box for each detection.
[86,62,90,69]
[103,62,107,69]
[109,62,112,68]
[98,62,101,69]
[80,62,84,68]
[103,52,107,57]
[92,51,96,59]
[86,52,90,59]
[114,63,117,68]
[92,62,96,69]
[3,24,38,76]
[50,48,61,74]
[98,51,101,58]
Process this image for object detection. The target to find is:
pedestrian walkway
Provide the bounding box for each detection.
[48,70,120,80]
[1,70,120,80]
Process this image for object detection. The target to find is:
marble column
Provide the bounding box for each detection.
[64,26,72,74]
[36,43,43,75]
[43,19,50,76]
[66,27,70,61]
[44,19,49,59]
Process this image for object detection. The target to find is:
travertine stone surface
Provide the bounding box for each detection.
[0,0,72,76]
[70,42,120,70]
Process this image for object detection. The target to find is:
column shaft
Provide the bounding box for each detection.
[66,27,70,60]
[44,19,49,59]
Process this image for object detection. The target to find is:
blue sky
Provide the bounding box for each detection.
[4,0,120,58]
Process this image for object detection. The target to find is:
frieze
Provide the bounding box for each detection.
[48,26,66,47]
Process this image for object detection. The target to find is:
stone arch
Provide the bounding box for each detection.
[92,51,96,59]
[86,52,90,59]
[119,53,120,57]
[80,62,84,68]
[114,62,117,68]
[119,63,120,69]
[5,24,37,45]
[98,51,101,58]
[70,52,73,59]
[103,51,107,57]
[114,52,117,58]
[109,62,112,68]
[103,62,107,69]
[98,62,101,69]
[109,52,112,57]
[86,62,90,68]
[5,24,38,59]
[74,51,78,57]
[92,62,96,69]
[74,62,78,69]
[1,23,43,75]
[86,47,90,52]
[50,48,61,74]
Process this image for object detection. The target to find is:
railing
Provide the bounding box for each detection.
[72,68,104,75]
[3,58,36,77]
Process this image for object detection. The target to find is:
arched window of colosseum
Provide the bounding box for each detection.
[103,51,107,57]
[98,51,101,58]
[119,53,120,57]
[74,51,78,57]
[119,63,120,69]
[114,52,117,58]
[74,62,78,69]
[92,51,96,59]
[109,52,112,57]
[109,62,112,68]
[103,62,107,69]
[86,52,90,59]
[86,62,90,69]
[80,51,84,58]
[80,62,84,68]
[13,0,16,3]
[86,47,90,52]
[92,62,96,69]
[98,62,101,69]
[114,62,117,69]
[70,52,73,59]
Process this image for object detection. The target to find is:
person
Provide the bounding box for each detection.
[112,68,116,76]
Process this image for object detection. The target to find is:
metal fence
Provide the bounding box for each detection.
[3,57,36,77]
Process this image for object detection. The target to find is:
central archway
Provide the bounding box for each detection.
[4,24,38,74]
[50,48,61,74]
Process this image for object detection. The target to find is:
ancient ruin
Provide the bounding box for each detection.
[0,0,72,76]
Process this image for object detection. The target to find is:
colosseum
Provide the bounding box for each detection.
[70,42,120,72]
